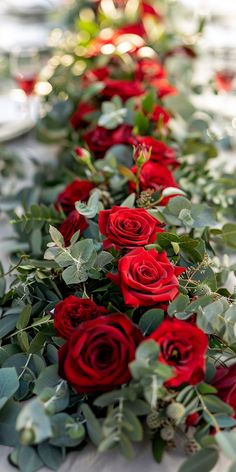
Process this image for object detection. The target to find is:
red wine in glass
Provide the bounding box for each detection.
[10,47,40,97]
[215,70,235,92]
[14,73,38,96]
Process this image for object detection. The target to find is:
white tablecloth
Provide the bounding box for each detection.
[0,443,231,472]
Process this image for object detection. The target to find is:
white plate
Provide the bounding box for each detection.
[191,93,236,119]
[0,92,39,142]
[1,0,61,16]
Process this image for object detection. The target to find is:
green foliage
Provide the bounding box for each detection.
[1,0,236,470]
[75,189,103,218]
[11,204,63,234]
[139,309,164,334]
[178,448,219,472]
[161,197,217,229]
[98,98,128,129]
[130,341,172,408]
[0,368,19,409]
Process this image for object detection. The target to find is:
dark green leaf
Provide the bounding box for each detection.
[18,446,43,472]
[178,448,219,472]
[81,403,103,446]
[0,367,19,409]
[139,309,164,335]
[152,432,166,463]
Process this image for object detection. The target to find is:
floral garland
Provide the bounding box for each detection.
[1,1,236,472]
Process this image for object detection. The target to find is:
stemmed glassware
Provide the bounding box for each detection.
[10,46,41,115]
[211,47,236,139]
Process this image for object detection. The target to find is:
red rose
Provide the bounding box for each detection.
[151,105,171,126]
[129,136,178,168]
[149,318,208,387]
[84,124,132,158]
[98,206,163,250]
[59,211,88,247]
[108,248,184,308]
[59,314,143,393]
[140,1,162,20]
[55,179,94,215]
[150,78,177,98]
[83,66,109,83]
[135,58,166,81]
[116,22,146,39]
[101,79,144,101]
[70,102,95,129]
[212,363,236,414]
[54,296,108,340]
[129,161,178,205]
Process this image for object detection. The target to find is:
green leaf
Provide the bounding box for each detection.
[49,226,64,246]
[121,193,136,208]
[156,232,179,248]
[37,443,64,470]
[197,383,217,395]
[70,238,94,262]
[203,395,234,415]
[142,91,155,114]
[123,409,143,442]
[98,434,117,452]
[16,305,32,330]
[222,223,236,249]
[39,382,69,414]
[0,367,19,409]
[203,412,236,428]
[125,399,150,416]
[136,340,160,362]
[168,294,189,316]
[50,413,85,447]
[18,446,43,472]
[152,432,166,463]
[139,309,164,335]
[29,332,48,354]
[167,196,192,215]
[118,433,134,460]
[81,403,103,446]
[16,398,53,443]
[96,251,114,269]
[75,189,101,218]
[0,314,19,339]
[17,332,30,352]
[0,399,21,446]
[94,390,126,407]
[34,365,60,395]
[134,111,149,134]
[178,448,219,472]
[30,229,42,256]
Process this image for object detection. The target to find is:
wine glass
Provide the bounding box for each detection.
[211,47,236,139]
[214,48,235,94]
[10,46,40,97]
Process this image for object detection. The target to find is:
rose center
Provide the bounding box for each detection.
[138,264,156,279]
[96,345,113,367]
[169,348,181,362]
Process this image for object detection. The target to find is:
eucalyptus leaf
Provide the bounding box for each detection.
[178,448,219,472]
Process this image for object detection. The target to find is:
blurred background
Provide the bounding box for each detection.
[0,0,236,143]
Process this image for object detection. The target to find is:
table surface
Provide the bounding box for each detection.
[0,442,232,472]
